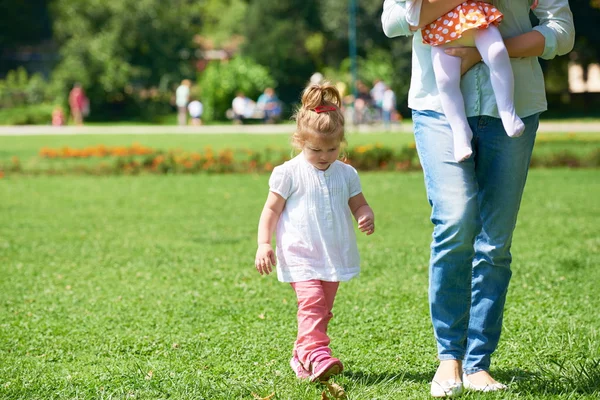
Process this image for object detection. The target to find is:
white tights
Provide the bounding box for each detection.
[431,25,525,162]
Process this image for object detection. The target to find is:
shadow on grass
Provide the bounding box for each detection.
[343,369,432,385]
[497,360,600,396]
[344,362,599,397]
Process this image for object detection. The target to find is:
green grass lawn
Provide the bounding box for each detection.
[1,167,598,399]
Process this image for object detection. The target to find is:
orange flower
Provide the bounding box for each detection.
[203,160,214,170]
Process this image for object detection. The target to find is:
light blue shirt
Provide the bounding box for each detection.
[381,0,575,118]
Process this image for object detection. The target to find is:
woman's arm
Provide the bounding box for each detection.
[445,31,546,75]
[504,31,546,58]
[445,0,574,73]
[531,0,575,59]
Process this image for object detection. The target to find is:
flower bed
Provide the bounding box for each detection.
[1,138,598,177]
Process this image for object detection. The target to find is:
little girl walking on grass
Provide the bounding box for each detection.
[254,82,375,382]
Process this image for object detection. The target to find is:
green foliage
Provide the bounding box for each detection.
[199,0,247,46]
[322,45,412,111]
[320,0,390,50]
[242,0,321,102]
[198,57,275,121]
[0,67,52,108]
[0,104,55,125]
[0,0,52,48]
[49,0,204,120]
[304,33,327,68]
[568,0,600,67]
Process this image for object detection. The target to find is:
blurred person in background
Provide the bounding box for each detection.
[353,81,373,125]
[176,79,191,125]
[68,83,88,125]
[382,85,401,130]
[52,106,65,127]
[188,98,203,126]
[257,87,282,123]
[370,79,387,121]
[231,91,250,124]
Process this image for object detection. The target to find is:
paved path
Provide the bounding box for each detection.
[0,121,599,136]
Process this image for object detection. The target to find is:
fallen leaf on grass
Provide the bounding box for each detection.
[322,381,347,399]
[251,392,275,400]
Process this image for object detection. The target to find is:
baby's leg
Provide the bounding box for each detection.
[474,25,525,137]
[431,46,473,162]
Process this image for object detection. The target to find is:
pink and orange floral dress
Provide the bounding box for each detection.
[422,1,503,46]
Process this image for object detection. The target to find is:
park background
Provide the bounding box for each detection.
[1,1,599,399]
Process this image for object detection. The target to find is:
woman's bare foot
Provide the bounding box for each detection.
[463,370,508,392]
[431,360,463,397]
[433,359,462,383]
[463,370,499,386]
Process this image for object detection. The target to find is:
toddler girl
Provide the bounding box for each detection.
[254,82,375,382]
[407,0,529,161]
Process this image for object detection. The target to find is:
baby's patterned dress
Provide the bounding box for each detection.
[422,1,503,46]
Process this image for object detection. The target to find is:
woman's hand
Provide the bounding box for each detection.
[255,243,276,275]
[444,47,483,75]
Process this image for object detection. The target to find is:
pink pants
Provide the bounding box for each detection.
[290,280,340,368]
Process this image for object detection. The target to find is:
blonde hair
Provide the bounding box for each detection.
[291,82,345,150]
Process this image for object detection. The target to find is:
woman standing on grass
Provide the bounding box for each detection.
[254,82,375,382]
[382,0,574,397]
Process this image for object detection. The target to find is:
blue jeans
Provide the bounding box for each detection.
[412,109,539,374]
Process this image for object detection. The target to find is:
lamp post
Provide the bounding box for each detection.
[349,0,358,99]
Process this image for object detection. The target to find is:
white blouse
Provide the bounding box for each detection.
[269,154,363,283]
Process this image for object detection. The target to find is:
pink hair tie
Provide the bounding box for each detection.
[313,105,337,114]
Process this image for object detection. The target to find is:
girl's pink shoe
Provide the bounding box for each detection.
[309,356,344,382]
[290,355,310,379]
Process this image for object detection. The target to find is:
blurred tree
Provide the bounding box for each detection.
[319,0,390,54]
[199,0,247,47]
[242,0,322,104]
[49,0,203,119]
[240,0,413,108]
[568,0,600,71]
[2,0,595,122]
[317,0,412,113]
[0,0,52,48]
[531,0,600,96]
[0,0,54,76]
[198,56,275,121]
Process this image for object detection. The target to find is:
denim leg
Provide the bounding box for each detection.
[413,109,481,361]
[463,114,538,374]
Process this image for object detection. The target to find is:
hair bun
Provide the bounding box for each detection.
[301,82,342,110]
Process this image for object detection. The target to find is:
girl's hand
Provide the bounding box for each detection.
[444,47,482,75]
[255,244,276,275]
[357,213,375,236]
